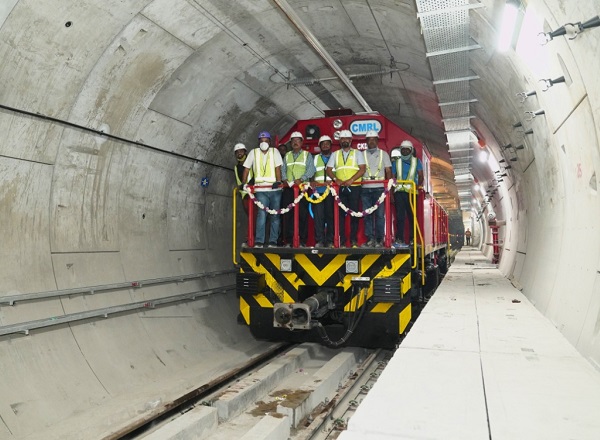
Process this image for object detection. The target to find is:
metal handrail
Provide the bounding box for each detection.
[232,187,238,265]
[0,270,235,306]
[0,285,235,337]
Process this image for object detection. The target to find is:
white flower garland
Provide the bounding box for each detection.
[329,179,395,218]
[244,184,307,215]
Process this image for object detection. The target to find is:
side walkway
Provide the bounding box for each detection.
[340,248,600,439]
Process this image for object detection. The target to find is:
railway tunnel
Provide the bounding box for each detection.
[0,0,599,438]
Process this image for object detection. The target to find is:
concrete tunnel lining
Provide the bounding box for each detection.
[1,0,600,438]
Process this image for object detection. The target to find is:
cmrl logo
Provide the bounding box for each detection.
[350,119,382,135]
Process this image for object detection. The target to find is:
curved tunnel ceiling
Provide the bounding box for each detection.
[1,0,600,437]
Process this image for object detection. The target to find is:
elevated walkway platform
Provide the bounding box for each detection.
[340,248,600,439]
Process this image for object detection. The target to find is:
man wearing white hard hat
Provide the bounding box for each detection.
[281,131,316,247]
[361,130,392,248]
[241,131,283,248]
[311,135,334,247]
[234,143,254,216]
[391,140,423,247]
[325,129,365,247]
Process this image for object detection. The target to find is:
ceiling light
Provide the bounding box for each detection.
[498,1,520,52]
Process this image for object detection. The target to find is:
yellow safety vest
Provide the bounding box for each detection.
[395,156,418,193]
[334,149,362,184]
[285,150,308,181]
[253,148,276,184]
[363,149,384,180]
[234,164,252,197]
[313,154,331,182]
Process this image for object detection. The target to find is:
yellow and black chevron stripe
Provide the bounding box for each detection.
[238,251,413,346]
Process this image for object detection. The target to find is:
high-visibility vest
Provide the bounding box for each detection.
[395,156,418,193]
[334,149,362,184]
[313,154,331,182]
[253,148,276,184]
[285,150,308,181]
[234,163,253,197]
[363,149,384,180]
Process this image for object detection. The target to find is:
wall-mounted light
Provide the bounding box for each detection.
[512,121,523,128]
[524,128,534,135]
[502,143,513,149]
[516,90,536,103]
[525,109,545,121]
[540,76,565,91]
[499,158,506,163]
[538,15,600,45]
[510,157,518,161]
[504,165,512,169]
[514,145,525,150]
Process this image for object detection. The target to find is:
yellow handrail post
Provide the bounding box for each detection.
[232,187,238,266]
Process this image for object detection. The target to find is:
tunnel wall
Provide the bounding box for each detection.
[471,0,600,368]
[1,0,600,437]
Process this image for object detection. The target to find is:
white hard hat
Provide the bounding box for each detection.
[390,148,402,158]
[400,140,414,150]
[318,135,332,145]
[339,129,352,139]
[365,130,379,138]
[290,131,303,140]
[234,143,246,152]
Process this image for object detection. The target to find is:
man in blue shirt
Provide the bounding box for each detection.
[391,140,423,246]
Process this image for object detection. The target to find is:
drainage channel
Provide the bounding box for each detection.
[125,343,390,440]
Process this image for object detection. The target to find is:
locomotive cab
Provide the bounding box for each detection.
[234,110,449,349]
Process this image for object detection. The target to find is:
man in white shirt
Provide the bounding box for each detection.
[360,130,392,248]
[241,131,283,248]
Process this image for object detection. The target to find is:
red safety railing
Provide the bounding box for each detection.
[244,180,396,249]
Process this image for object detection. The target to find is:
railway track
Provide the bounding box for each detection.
[126,343,391,440]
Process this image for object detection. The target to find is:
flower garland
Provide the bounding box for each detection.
[244,184,307,215]
[303,184,330,204]
[329,179,395,218]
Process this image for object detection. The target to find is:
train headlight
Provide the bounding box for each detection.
[333,119,343,129]
[345,260,360,274]
[280,258,293,272]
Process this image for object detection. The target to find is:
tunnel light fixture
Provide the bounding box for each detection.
[498,1,521,52]
[479,149,490,163]
[515,145,525,150]
[510,157,518,161]
[539,76,565,91]
[524,128,534,135]
[512,121,523,129]
[502,143,513,150]
[538,16,600,45]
